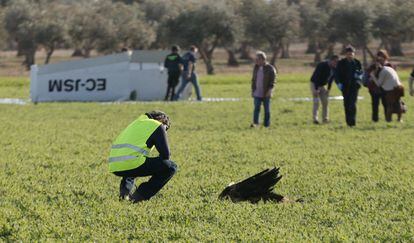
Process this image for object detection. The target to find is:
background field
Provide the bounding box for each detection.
[0,64,413,241]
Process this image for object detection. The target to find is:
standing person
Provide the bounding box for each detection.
[310,55,339,124]
[108,111,177,203]
[250,51,276,128]
[368,50,395,122]
[409,68,414,96]
[336,46,363,127]
[164,46,183,101]
[174,46,202,101]
[370,65,404,122]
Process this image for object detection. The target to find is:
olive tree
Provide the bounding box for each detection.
[163,5,239,74]
[241,0,300,66]
[4,0,38,69]
[372,0,414,56]
[329,1,374,66]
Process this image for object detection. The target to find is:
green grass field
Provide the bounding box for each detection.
[1,72,413,241]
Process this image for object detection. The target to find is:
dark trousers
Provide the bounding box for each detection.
[114,157,177,200]
[342,88,359,126]
[370,91,386,122]
[253,97,271,127]
[165,72,180,101]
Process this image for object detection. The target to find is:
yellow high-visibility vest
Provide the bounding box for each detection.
[108,115,161,172]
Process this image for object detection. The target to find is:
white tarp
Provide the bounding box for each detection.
[30,51,191,102]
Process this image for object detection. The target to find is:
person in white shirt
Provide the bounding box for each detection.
[370,65,404,122]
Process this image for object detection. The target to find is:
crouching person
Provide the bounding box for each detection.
[108,111,177,203]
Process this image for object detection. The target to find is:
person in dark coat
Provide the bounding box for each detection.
[310,55,338,124]
[164,45,183,101]
[335,46,363,127]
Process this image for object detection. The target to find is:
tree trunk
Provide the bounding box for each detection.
[389,40,404,56]
[17,43,24,57]
[314,49,322,64]
[326,43,335,58]
[280,42,290,59]
[306,41,317,54]
[72,48,83,57]
[83,48,92,58]
[44,46,54,64]
[23,47,36,70]
[270,47,281,67]
[226,48,239,67]
[240,42,252,60]
[362,48,368,68]
[199,48,215,75]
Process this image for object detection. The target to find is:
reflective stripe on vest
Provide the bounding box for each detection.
[111,144,149,156]
[108,115,161,172]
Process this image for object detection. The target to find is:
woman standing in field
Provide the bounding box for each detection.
[250,51,277,128]
[363,50,395,122]
[369,64,404,122]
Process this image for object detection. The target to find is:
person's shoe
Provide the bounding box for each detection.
[119,177,135,200]
[250,123,259,128]
[130,190,146,203]
[313,120,320,124]
[323,119,330,124]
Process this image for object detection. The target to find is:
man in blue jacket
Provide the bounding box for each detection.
[310,55,338,124]
[174,46,202,101]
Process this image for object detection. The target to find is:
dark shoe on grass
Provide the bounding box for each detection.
[119,177,135,200]
[130,190,146,203]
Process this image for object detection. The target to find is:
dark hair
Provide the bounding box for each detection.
[376,49,389,60]
[145,111,171,131]
[344,45,355,53]
[329,55,339,61]
[171,45,180,52]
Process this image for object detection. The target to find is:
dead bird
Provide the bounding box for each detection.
[219,167,301,203]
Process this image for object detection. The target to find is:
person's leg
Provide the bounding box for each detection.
[371,92,379,122]
[118,177,135,200]
[263,97,271,127]
[348,88,359,126]
[310,83,319,123]
[165,75,173,100]
[173,72,189,100]
[384,92,393,122]
[320,86,329,122]
[343,92,351,126]
[170,73,180,101]
[380,92,387,121]
[190,72,202,101]
[124,157,177,201]
[253,97,261,126]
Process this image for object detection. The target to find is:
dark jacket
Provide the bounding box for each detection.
[311,61,335,89]
[336,58,363,92]
[164,53,182,73]
[251,63,276,98]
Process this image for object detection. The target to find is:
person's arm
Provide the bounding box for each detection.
[187,62,193,79]
[373,70,384,88]
[146,125,170,160]
[310,63,322,90]
[327,68,336,90]
[164,56,169,69]
[266,65,276,97]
